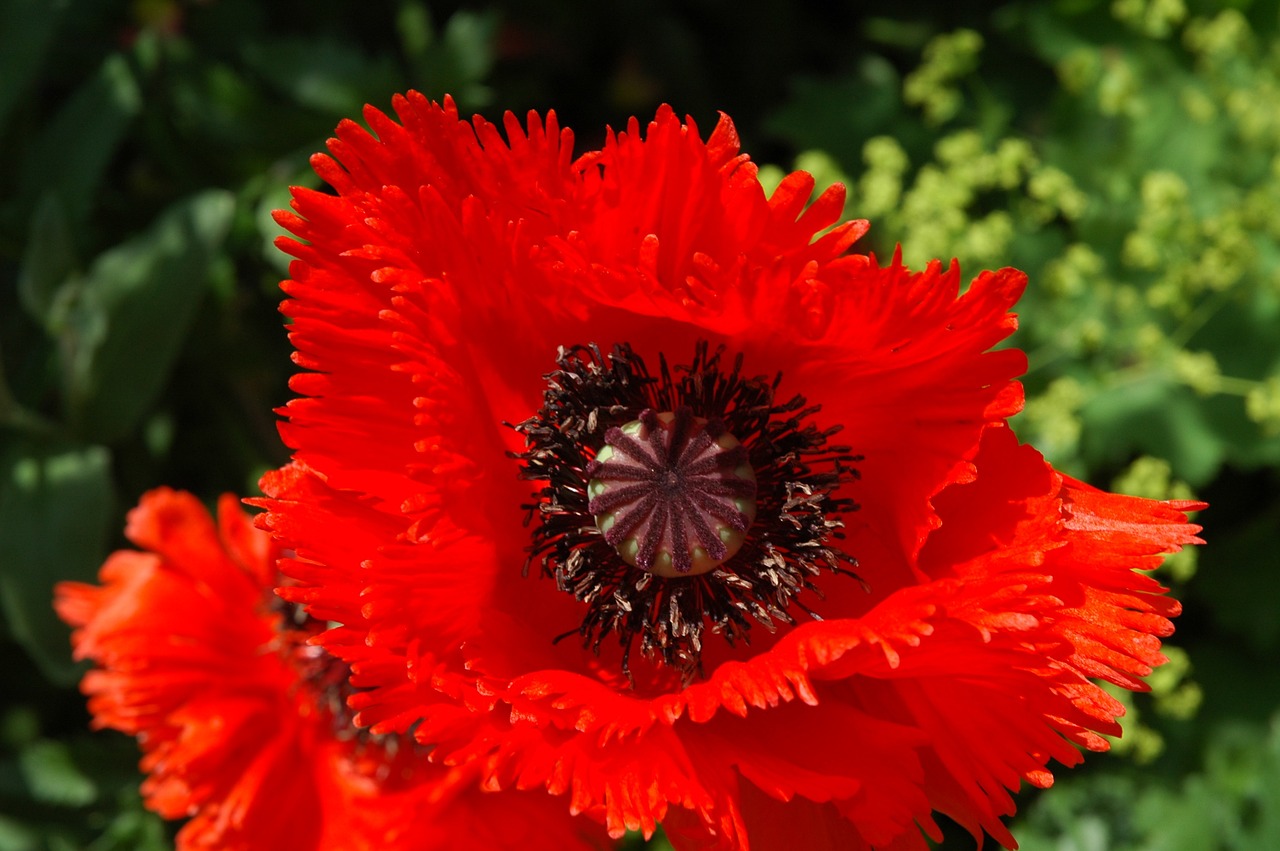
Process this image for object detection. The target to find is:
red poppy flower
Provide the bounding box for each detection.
[54,487,606,850]
[257,93,1205,849]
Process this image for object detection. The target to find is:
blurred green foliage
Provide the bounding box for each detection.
[1,0,1277,848]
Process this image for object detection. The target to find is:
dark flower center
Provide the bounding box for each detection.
[511,342,862,684]
[587,407,757,577]
[273,597,410,756]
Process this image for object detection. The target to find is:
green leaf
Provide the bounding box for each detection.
[396,0,434,61]
[15,53,142,228]
[240,36,401,117]
[0,815,37,851]
[86,807,168,851]
[17,194,77,330]
[762,59,907,169]
[398,8,498,108]
[440,10,497,86]
[58,190,235,443]
[0,0,67,134]
[17,739,96,807]
[1081,378,1226,486]
[0,707,40,750]
[0,441,113,685]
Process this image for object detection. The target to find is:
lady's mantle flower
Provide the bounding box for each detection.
[257,94,1205,848]
[55,488,604,850]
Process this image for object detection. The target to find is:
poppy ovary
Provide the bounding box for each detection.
[586,407,757,577]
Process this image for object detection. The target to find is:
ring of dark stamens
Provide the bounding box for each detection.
[509,341,864,685]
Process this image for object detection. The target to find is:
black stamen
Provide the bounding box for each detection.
[509,342,863,684]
